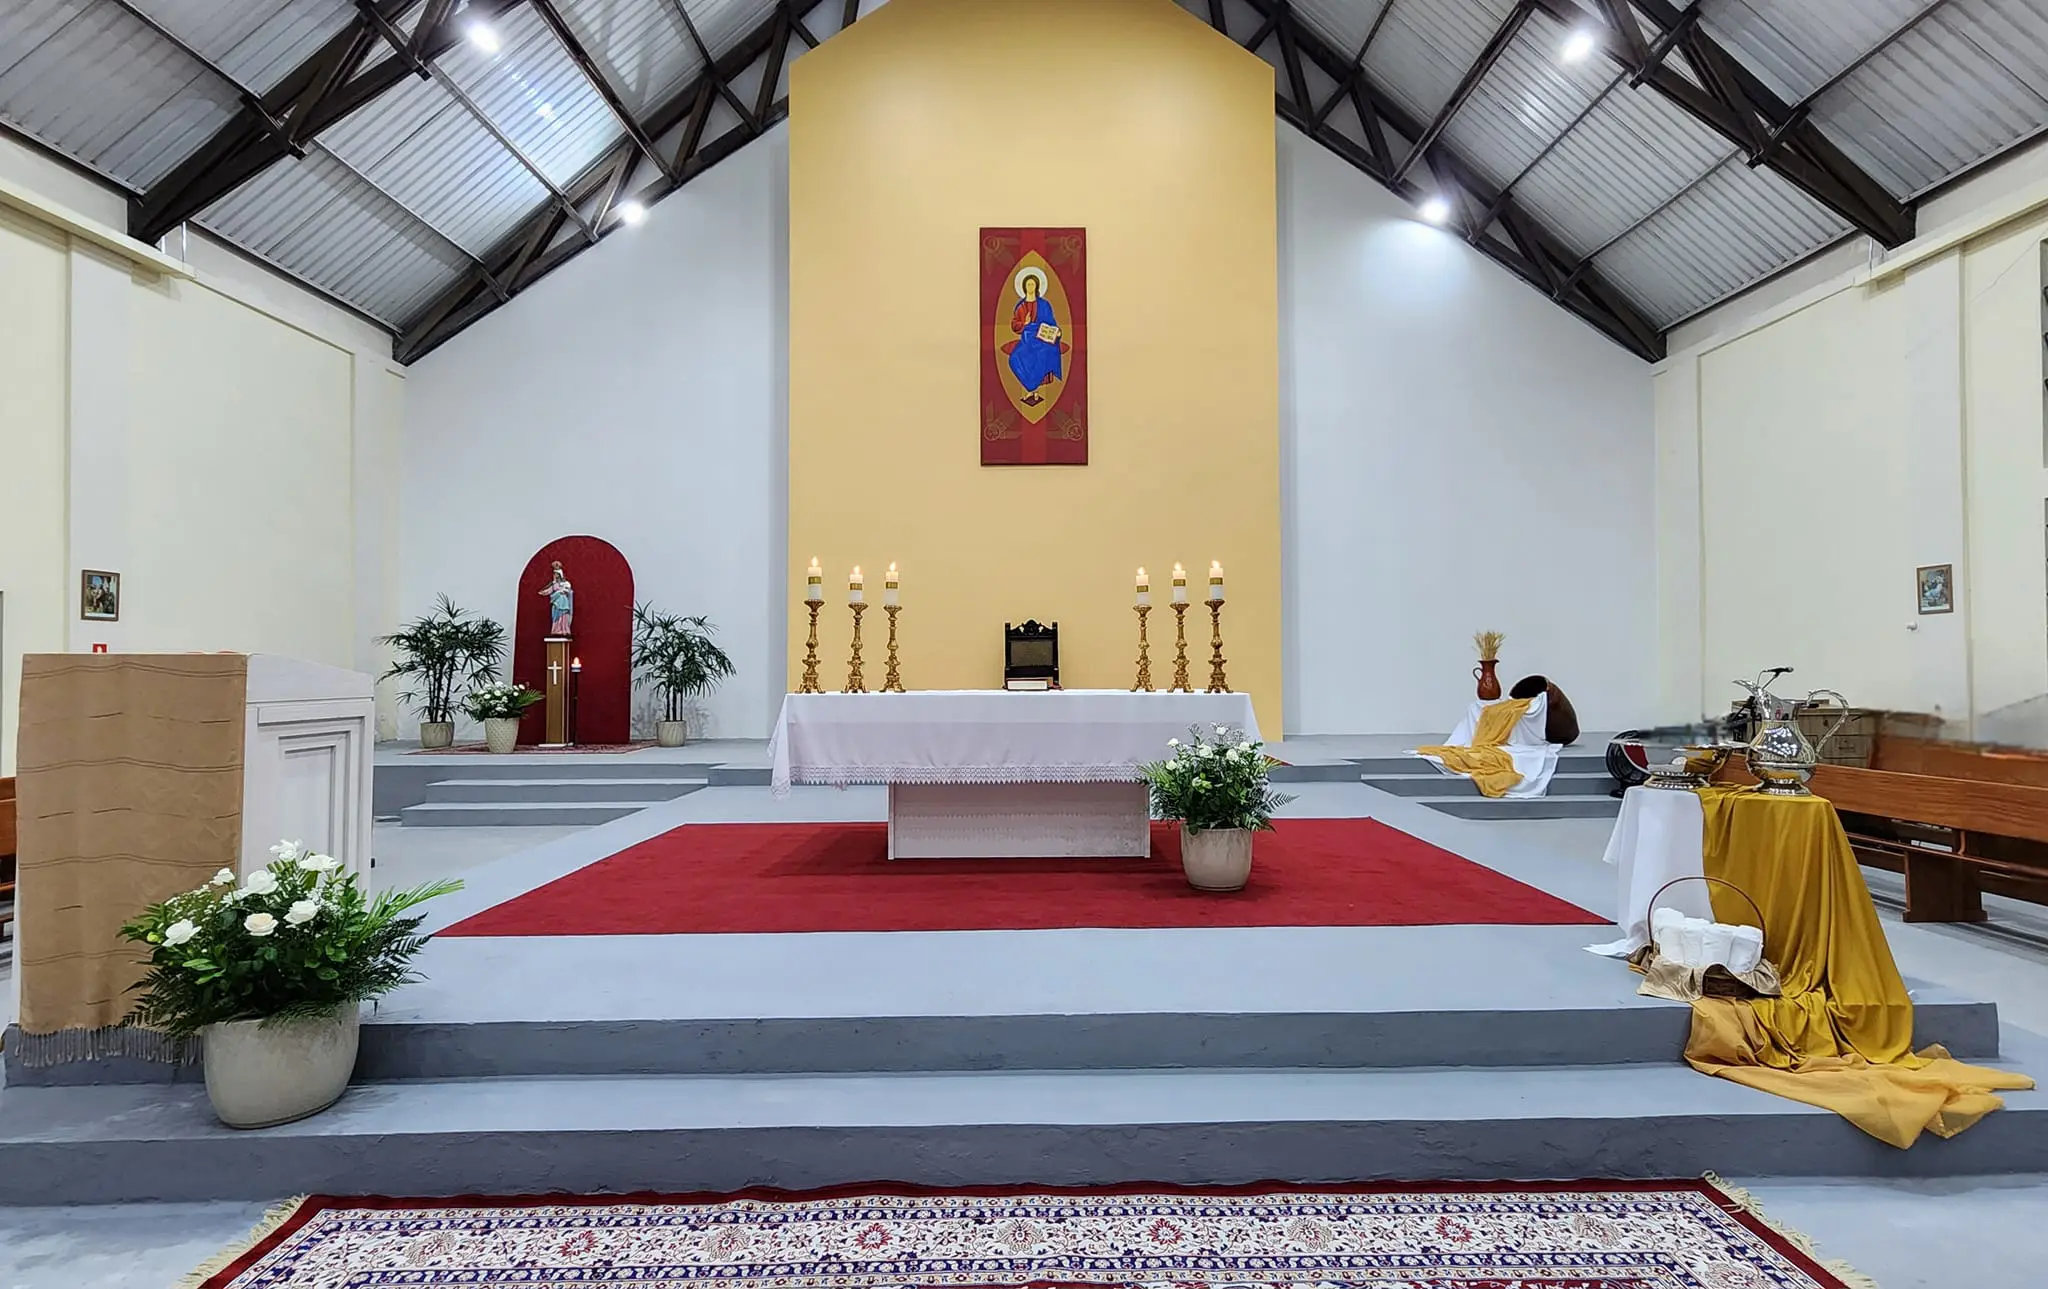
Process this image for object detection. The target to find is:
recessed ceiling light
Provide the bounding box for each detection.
[536,102,556,121]
[617,200,647,226]
[466,21,501,54]
[1561,29,1598,62]
[1418,195,1452,225]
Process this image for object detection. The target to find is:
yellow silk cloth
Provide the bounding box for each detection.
[1415,698,1530,799]
[1684,786,2033,1148]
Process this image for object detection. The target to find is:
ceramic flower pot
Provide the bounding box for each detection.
[484,717,521,754]
[656,719,688,748]
[1180,824,1254,892]
[1474,659,1502,700]
[418,720,455,750]
[201,1002,360,1129]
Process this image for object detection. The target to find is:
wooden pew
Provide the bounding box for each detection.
[0,775,15,948]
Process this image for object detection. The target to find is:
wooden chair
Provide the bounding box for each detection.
[1004,621,1060,690]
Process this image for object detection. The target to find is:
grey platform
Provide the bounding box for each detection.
[2,771,2039,1204]
[1357,754,1623,820]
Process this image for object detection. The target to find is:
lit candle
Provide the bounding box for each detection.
[849,565,864,605]
[1135,566,1150,608]
[1171,562,1188,604]
[884,562,899,607]
[805,556,823,604]
[1208,560,1225,603]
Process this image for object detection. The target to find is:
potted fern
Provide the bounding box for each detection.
[378,595,506,748]
[120,841,460,1128]
[1138,725,1294,891]
[463,679,543,753]
[632,603,736,746]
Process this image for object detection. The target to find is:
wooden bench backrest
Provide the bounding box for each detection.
[0,776,15,861]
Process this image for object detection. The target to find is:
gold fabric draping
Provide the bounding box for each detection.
[1415,698,1530,799]
[1684,786,2032,1148]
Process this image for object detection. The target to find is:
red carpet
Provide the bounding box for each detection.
[443,818,1603,936]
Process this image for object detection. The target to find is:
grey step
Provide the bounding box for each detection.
[1361,771,1618,799]
[342,992,1998,1081]
[1419,795,1623,820]
[425,777,704,804]
[7,1043,2044,1203]
[1352,753,1609,776]
[707,765,773,787]
[1268,762,1373,783]
[398,800,679,828]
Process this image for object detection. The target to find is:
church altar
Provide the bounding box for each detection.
[768,690,1261,858]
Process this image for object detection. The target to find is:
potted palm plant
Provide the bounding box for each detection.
[1139,725,1294,891]
[378,595,506,748]
[120,841,460,1128]
[632,603,736,747]
[463,680,543,753]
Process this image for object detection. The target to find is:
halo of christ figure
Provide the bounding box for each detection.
[1006,266,1064,406]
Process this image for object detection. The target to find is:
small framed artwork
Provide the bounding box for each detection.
[81,569,120,621]
[1916,563,1954,615]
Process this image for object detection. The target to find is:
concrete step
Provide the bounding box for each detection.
[1352,753,1609,776]
[7,1041,2043,1203]
[398,800,678,828]
[424,777,704,804]
[1267,762,1371,783]
[707,765,773,787]
[1419,795,1623,820]
[1361,771,1618,799]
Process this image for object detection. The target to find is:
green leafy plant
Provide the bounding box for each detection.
[462,680,543,722]
[1138,724,1294,834]
[119,842,461,1037]
[377,594,507,724]
[632,603,736,723]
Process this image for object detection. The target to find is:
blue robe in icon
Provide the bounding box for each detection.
[1008,295,1063,392]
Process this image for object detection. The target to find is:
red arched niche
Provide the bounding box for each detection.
[514,537,633,746]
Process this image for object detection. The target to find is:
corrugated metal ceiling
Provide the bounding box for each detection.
[7,0,2048,350]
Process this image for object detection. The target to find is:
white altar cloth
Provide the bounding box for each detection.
[1585,785,1714,958]
[767,690,1263,859]
[768,690,1263,791]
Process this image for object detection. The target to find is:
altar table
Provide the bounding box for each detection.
[767,690,1262,858]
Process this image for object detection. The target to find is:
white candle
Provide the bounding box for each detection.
[849,565,864,605]
[805,556,823,604]
[1208,560,1225,603]
[884,562,899,607]
[1135,566,1150,608]
[1171,562,1187,604]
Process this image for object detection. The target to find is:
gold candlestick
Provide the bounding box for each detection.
[1131,604,1154,692]
[882,604,904,693]
[1205,599,1229,693]
[845,602,869,693]
[798,601,823,694]
[1169,602,1192,692]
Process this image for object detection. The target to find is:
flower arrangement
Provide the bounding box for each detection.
[1473,630,1505,662]
[462,679,544,722]
[1138,724,1294,834]
[118,842,461,1037]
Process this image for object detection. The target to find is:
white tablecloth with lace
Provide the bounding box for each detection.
[768,690,1263,858]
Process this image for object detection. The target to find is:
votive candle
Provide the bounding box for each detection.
[885,562,899,607]
[1135,566,1150,608]
[849,566,864,605]
[1171,562,1188,604]
[805,557,823,604]
[1208,560,1225,603]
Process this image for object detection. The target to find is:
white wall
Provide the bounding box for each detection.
[1275,126,1657,734]
[401,131,787,741]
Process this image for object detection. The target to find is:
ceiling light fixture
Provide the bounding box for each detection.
[466,21,501,54]
[1418,195,1452,225]
[536,102,557,121]
[1561,29,1598,62]
[617,200,647,226]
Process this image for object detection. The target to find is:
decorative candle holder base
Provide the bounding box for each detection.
[1169,603,1192,693]
[1132,604,1154,692]
[845,602,869,694]
[1205,599,1229,693]
[882,604,904,693]
[798,601,823,694]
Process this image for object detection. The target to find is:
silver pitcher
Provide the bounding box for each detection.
[1733,669,1848,796]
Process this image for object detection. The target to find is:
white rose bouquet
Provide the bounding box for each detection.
[1137,724,1294,834]
[462,679,544,722]
[118,841,461,1037]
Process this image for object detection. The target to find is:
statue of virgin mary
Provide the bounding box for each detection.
[542,561,574,636]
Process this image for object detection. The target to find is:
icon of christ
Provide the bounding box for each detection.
[1007,267,1063,406]
[980,226,1086,465]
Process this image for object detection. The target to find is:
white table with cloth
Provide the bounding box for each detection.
[1584,785,1718,958]
[767,690,1262,858]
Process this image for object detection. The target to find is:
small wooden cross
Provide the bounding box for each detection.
[548,659,563,686]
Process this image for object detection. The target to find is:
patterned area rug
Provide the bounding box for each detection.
[186,1181,1867,1289]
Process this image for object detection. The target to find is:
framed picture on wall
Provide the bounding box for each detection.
[1915,563,1954,615]
[81,570,120,622]
[980,227,1087,466]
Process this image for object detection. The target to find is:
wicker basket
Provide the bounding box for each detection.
[1630,875,1776,999]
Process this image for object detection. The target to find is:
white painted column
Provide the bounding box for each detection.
[1653,356,1704,724]
[1899,254,1973,730]
[65,249,134,653]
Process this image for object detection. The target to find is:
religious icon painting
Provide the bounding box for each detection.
[980,227,1087,465]
[80,570,120,621]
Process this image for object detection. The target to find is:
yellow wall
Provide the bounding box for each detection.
[788,0,1283,725]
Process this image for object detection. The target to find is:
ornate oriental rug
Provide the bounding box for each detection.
[187,1181,1867,1289]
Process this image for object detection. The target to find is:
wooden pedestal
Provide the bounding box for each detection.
[544,637,571,746]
